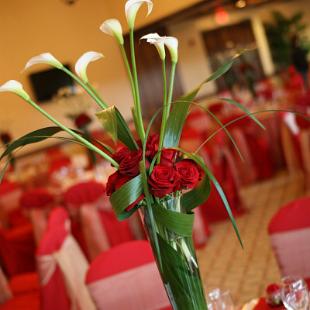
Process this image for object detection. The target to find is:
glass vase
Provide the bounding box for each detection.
[143,195,207,310]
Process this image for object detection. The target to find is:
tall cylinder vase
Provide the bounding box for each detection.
[143,195,207,310]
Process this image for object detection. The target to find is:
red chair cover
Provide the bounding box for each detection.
[268,197,310,234]
[86,241,171,310]
[20,188,54,210]
[9,273,39,296]
[64,181,134,256]
[0,292,40,310]
[268,197,310,279]
[37,208,94,310]
[48,157,71,175]
[0,224,36,276]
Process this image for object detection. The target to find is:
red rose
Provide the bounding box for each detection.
[106,171,144,211]
[119,149,142,177]
[175,159,202,189]
[146,134,159,159]
[148,165,179,198]
[160,149,178,167]
[74,113,92,129]
[112,146,131,163]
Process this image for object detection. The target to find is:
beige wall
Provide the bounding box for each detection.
[169,0,310,95]
[0,0,132,146]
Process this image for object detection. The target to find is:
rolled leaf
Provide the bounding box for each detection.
[176,148,243,247]
[110,174,143,220]
[153,203,194,237]
[96,106,118,143]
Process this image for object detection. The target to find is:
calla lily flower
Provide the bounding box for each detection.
[24,53,63,70]
[162,36,178,63]
[141,34,178,63]
[75,51,104,83]
[125,0,153,29]
[100,19,124,45]
[141,33,165,60]
[0,80,30,100]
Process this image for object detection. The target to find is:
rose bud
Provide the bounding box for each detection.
[148,164,179,198]
[160,149,178,167]
[112,146,131,163]
[146,134,159,159]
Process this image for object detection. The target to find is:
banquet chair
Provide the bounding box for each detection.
[20,188,55,245]
[268,197,310,283]
[199,134,243,223]
[64,181,134,260]
[281,113,310,187]
[86,240,171,310]
[37,207,95,310]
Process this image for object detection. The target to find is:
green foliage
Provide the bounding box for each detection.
[265,11,309,70]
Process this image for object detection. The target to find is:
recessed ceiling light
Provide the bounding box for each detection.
[235,0,247,9]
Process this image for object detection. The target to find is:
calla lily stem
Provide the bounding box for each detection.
[61,67,108,110]
[120,44,137,106]
[23,97,119,168]
[167,62,177,116]
[158,60,167,158]
[130,28,145,141]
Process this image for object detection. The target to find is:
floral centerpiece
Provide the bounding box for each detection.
[0,1,265,308]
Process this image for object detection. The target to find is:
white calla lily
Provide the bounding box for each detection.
[100,19,124,45]
[24,53,63,70]
[162,36,178,63]
[0,80,30,100]
[75,51,104,83]
[125,0,153,29]
[141,33,166,60]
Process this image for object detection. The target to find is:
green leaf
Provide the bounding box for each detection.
[96,107,138,151]
[110,174,143,220]
[0,127,114,161]
[181,175,211,212]
[153,203,194,237]
[96,106,118,143]
[176,149,243,248]
[163,56,239,148]
[220,98,265,129]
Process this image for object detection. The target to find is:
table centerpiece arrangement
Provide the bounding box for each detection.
[0,1,266,308]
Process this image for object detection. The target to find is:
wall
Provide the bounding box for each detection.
[0,0,132,150]
[168,0,310,95]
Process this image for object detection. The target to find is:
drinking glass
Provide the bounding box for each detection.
[206,288,235,310]
[281,277,310,310]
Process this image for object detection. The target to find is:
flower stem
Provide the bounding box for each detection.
[61,67,108,110]
[167,62,177,115]
[158,60,167,160]
[24,97,119,168]
[119,44,137,106]
[130,29,145,142]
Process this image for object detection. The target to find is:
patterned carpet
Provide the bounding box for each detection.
[197,171,307,306]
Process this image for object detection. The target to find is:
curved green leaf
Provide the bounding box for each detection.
[110,174,143,220]
[176,148,243,248]
[153,203,194,237]
[0,127,114,161]
[163,56,240,148]
[220,97,265,129]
